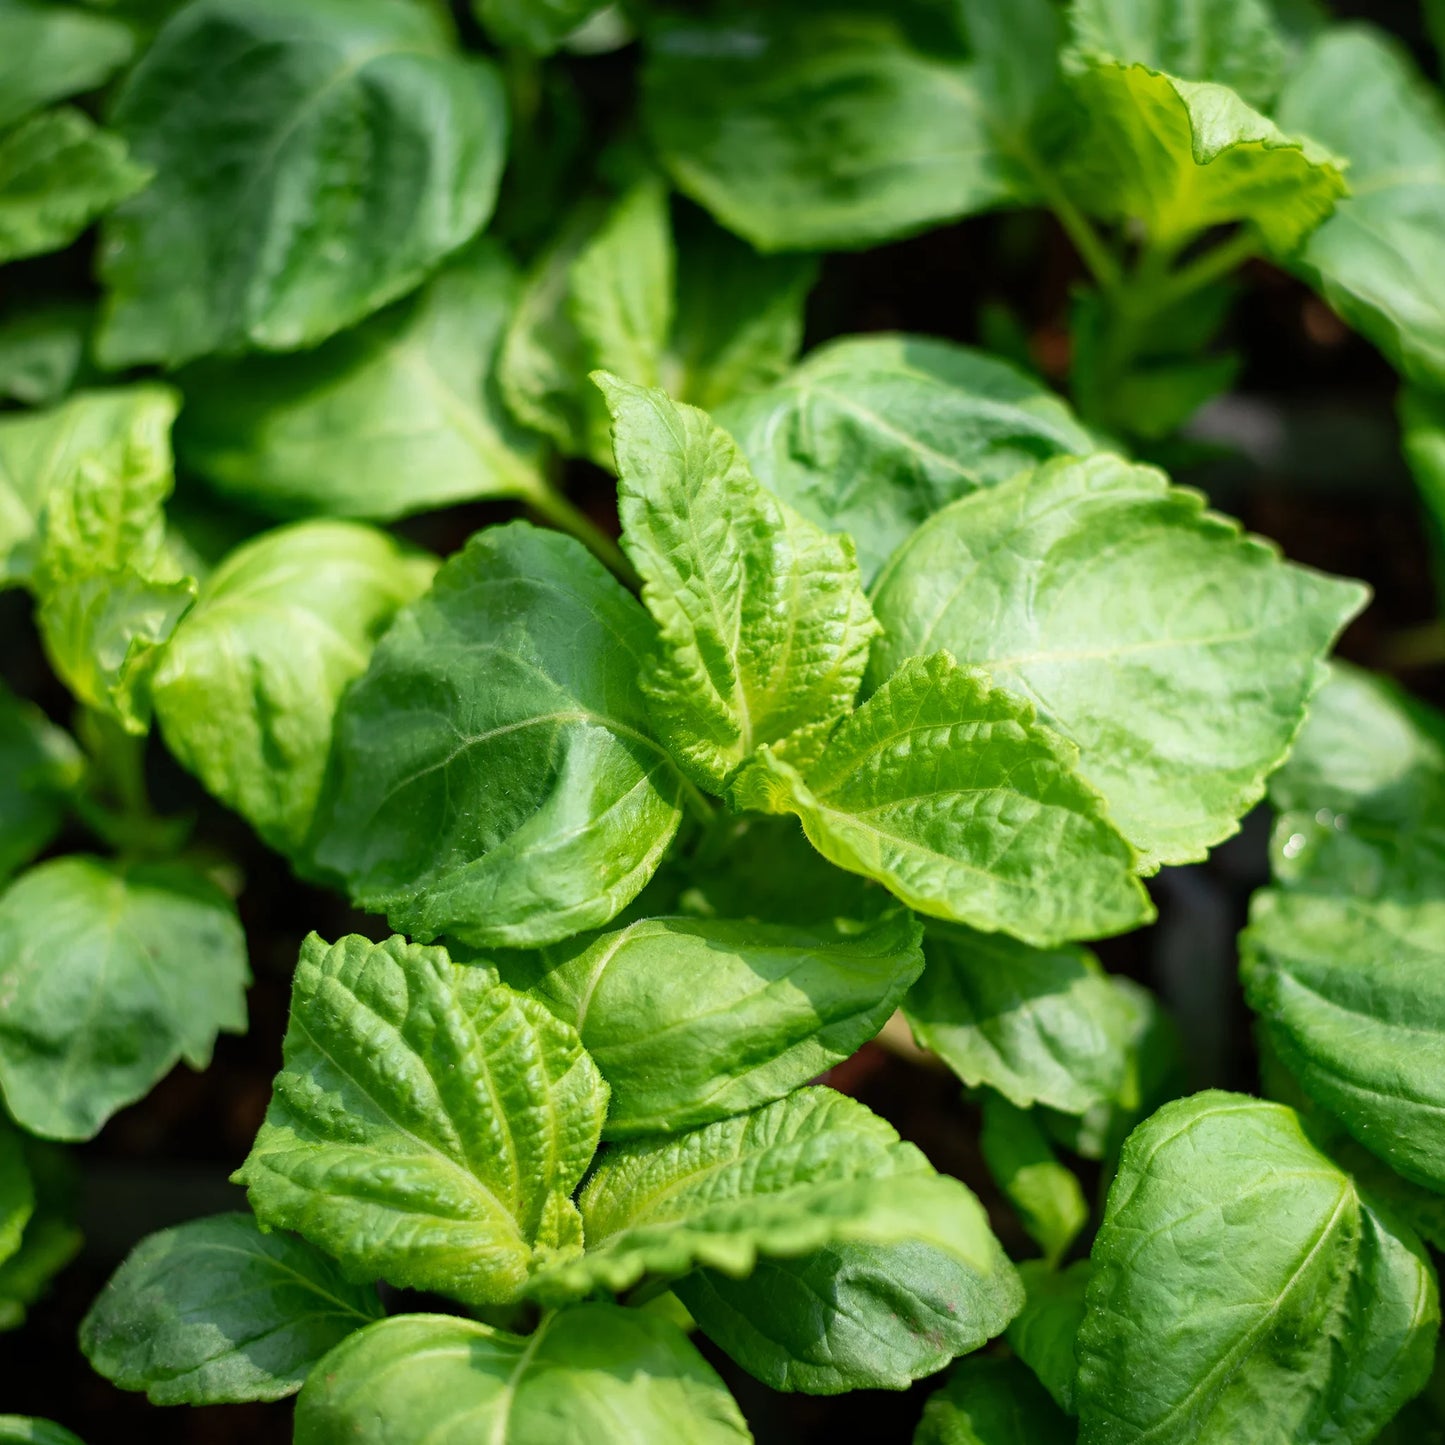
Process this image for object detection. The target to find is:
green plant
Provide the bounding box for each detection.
[2,0,1445,1441]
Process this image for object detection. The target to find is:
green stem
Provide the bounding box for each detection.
[1048,187,1124,293]
[525,481,642,591]
[1151,227,1260,312]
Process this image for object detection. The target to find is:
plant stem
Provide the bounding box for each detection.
[525,481,642,590]
[1152,227,1260,311]
[1047,187,1124,293]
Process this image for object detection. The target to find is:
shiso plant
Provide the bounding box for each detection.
[1,0,1445,1441]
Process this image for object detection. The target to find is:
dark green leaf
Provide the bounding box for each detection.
[915,1355,1074,1444]
[97,0,507,367]
[81,1213,383,1404]
[474,0,607,55]
[0,303,90,408]
[1076,1092,1439,1444]
[980,1095,1087,1266]
[0,682,81,883]
[312,522,688,948]
[1007,1259,1089,1415]
[0,0,134,129]
[0,856,248,1141]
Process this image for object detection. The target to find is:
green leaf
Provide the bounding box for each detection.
[0,107,149,264]
[0,682,81,883]
[731,653,1152,948]
[293,1306,752,1444]
[915,1355,1074,1445]
[80,1212,383,1405]
[1277,28,1445,389]
[500,183,815,466]
[152,521,436,859]
[1076,1092,1440,1445]
[602,374,877,792]
[1037,976,1183,1162]
[870,453,1367,870]
[0,856,249,1141]
[717,334,1102,586]
[904,926,1136,1114]
[312,522,688,948]
[0,0,133,129]
[0,303,90,408]
[96,0,508,368]
[1242,887,1445,1195]
[0,1117,32,1269]
[677,1230,1021,1395]
[474,0,607,55]
[1069,0,1287,106]
[1265,662,1445,899]
[1007,1260,1090,1415]
[0,386,173,588]
[0,1140,81,1331]
[538,1086,1019,1305]
[1402,387,1445,571]
[0,1422,85,1445]
[495,910,923,1138]
[235,933,606,1307]
[642,12,1040,252]
[980,1095,1088,1266]
[175,241,548,521]
[28,383,193,733]
[664,205,817,416]
[1062,59,1345,252]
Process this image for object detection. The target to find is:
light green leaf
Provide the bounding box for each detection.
[175,241,548,521]
[97,0,508,368]
[602,374,877,792]
[0,303,90,408]
[0,1422,85,1445]
[0,682,81,883]
[29,383,193,733]
[1265,662,1445,899]
[569,179,675,459]
[1007,1260,1090,1415]
[473,0,607,55]
[717,333,1102,586]
[235,933,606,1306]
[664,206,817,416]
[1037,976,1183,1162]
[1243,887,1445,1194]
[1062,59,1345,252]
[0,1140,81,1332]
[1278,28,1445,389]
[538,1086,1019,1305]
[1076,1092,1439,1445]
[980,1095,1088,1266]
[496,910,923,1137]
[0,0,133,129]
[1069,0,1287,106]
[0,856,249,1141]
[915,1355,1074,1445]
[0,1117,32,1269]
[904,925,1136,1114]
[293,1306,752,1444]
[0,107,149,264]
[80,1212,383,1405]
[732,653,1152,948]
[678,1230,1021,1395]
[0,386,173,588]
[312,522,688,948]
[500,184,815,465]
[152,521,436,859]
[870,453,1367,870]
[643,12,1040,252]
